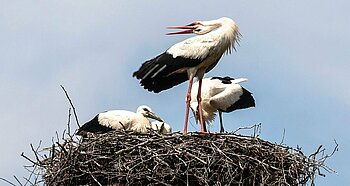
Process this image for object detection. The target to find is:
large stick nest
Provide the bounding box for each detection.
[21,128,336,186]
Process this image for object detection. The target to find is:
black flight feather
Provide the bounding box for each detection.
[76,115,114,136]
[222,88,255,112]
[133,52,205,93]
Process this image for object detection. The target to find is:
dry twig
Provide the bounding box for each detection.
[60,85,80,128]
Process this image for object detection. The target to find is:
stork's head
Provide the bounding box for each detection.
[166,17,238,36]
[137,105,163,122]
[190,102,215,124]
[189,102,199,122]
[166,17,240,53]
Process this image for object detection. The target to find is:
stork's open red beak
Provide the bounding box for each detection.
[166,25,197,35]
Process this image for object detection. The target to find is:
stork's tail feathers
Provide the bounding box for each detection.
[231,78,248,84]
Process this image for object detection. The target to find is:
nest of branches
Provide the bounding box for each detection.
[18,126,337,186]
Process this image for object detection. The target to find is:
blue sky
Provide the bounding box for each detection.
[1,1,349,185]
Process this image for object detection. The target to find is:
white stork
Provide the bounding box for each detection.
[190,76,255,133]
[151,121,172,134]
[76,105,163,136]
[133,17,241,134]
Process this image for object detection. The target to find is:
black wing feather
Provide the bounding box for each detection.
[211,76,235,84]
[76,115,114,136]
[221,88,255,113]
[133,52,204,93]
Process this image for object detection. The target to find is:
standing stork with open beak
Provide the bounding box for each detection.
[133,17,241,134]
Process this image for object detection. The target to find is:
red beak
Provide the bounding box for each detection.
[166,25,197,35]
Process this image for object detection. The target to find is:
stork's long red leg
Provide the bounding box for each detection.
[203,119,207,133]
[219,111,224,133]
[183,78,193,135]
[197,78,206,133]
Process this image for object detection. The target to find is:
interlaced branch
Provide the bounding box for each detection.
[11,130,337,186]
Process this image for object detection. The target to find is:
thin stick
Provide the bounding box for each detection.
[13,176,23,186]
[280,128,286,145]
[60,85,80,128]
[233,123,261,135]
[0,177,17,186]
[21,152,39,166]
[22,173,35,186]
[30,141,42,165]
[67,108,72,135]
[89,173,102,186]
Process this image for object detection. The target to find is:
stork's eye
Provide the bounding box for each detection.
[195,28,202,32]
[187,21,201,26]
[143,108,149,112]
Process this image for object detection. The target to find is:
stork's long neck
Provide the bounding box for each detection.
[212,23,240,55]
